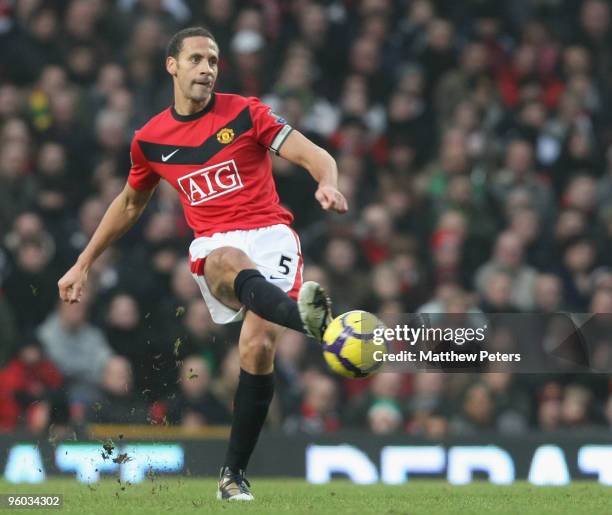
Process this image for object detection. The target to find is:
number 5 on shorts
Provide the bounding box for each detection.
[278,255,293,275]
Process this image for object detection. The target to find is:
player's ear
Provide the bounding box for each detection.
[166,56,177,76]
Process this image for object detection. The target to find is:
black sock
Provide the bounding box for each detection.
[224,369,274,472]
[234,269,304,333]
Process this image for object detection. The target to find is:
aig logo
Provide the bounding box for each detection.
[177,160,243,205]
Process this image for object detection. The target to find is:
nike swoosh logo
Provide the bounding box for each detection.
[269,275,285,280]
[161,149,180,162]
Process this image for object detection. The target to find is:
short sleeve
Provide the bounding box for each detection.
[248,97,293,155]
[128,135,161,191]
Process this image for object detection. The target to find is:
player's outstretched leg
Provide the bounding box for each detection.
[205,247,333,340]
[217,311,281,501]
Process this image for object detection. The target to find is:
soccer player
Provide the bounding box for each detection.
[57,27,348,501]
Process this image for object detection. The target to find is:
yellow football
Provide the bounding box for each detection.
[322,310,387,378]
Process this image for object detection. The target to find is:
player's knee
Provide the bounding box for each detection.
[205,247,253,298]
[240,331,277,373]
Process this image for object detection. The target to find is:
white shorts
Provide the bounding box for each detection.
[189,224,303,324]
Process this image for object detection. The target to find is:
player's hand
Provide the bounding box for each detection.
[58,263,89,304]
[315,185,348,213]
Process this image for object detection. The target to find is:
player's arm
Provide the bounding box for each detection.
[278,130,348,213]
[58,183,156,303]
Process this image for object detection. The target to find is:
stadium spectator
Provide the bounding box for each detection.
[2,228,59,332]
[87,355,148,424]
[450,382,496,434]
[0,140,36,231]
[475,231,538,310]
[324,237,369,313]
[405,372,448,438]
[37,297,114,409]
[557,236,598,310]
[177,298,226,372]
[166,355,230,427]
[560,384,596,428]
[0,332,64,433]
[478,270,519,313]
[434,41,489,123]
[345,372,406,431]
[367,400,404,434]
[537,384,562,431]
[506,207,549,269]
[33,142,74,231]
[284,372,340,434]
[533,274,565,313]
[491,139,554,223]
[481,373,530,434]
[61,197,107,266]
[102,292,151,391]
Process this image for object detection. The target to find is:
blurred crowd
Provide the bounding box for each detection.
[1,0,612,438]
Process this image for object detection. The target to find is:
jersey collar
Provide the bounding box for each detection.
[171,93,216,122]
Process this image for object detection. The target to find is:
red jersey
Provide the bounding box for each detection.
[128,93,295,237]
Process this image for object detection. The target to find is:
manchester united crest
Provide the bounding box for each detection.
[216,128,235,144]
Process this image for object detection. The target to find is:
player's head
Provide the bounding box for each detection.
[166,27,219,104]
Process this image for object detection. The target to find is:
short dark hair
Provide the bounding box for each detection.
[166,27,217,59]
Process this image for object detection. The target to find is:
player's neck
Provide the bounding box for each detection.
[173,94,213,116]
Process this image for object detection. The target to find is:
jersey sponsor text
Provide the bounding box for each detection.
[177,160,243,205]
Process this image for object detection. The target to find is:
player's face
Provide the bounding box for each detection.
[168,36,219,104]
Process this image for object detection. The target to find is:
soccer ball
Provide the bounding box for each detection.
[322,310,387,378]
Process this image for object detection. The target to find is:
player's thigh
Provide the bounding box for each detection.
[204,245,255,308]
[249,225,302,299]
[239,310,285,374]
